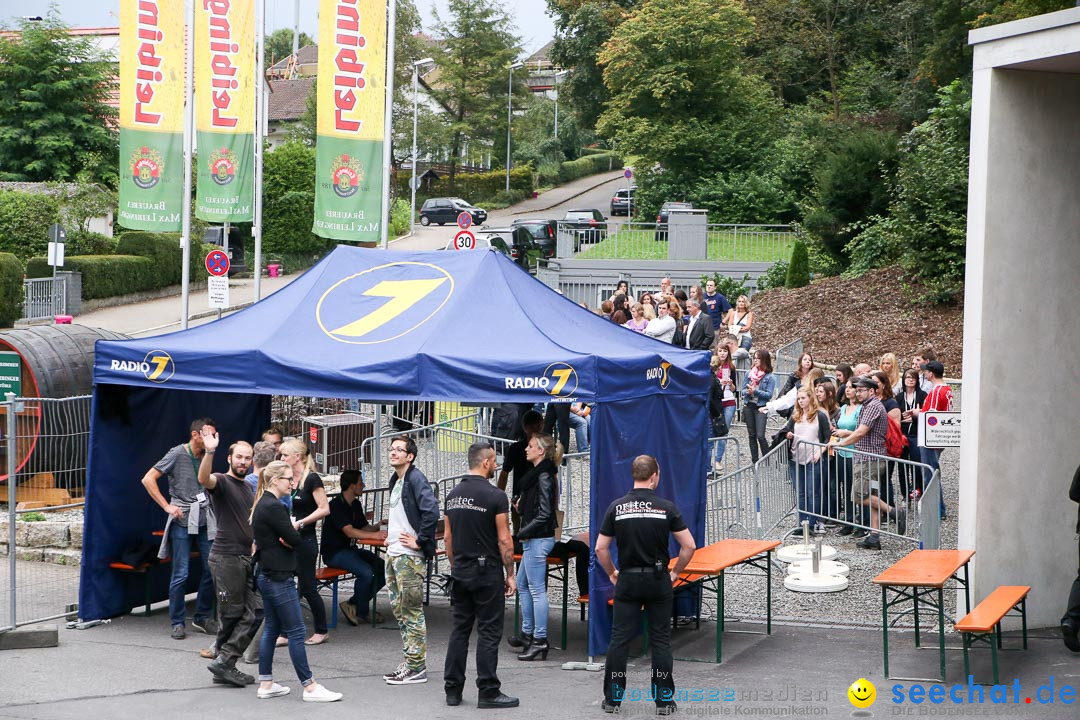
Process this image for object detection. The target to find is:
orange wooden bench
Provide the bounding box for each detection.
[111,532,202,616]
[314,566,353,629]
[955,585,1030,685]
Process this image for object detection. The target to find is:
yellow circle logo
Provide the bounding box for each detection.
[315,262,455,345]
[848,678,876,709]
[143,351,174,383]
[542,362,578,398]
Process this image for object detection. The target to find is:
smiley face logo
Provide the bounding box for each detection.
[847,678,876,709]
[316,262,455,345]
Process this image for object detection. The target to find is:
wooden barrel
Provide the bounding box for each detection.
[0,325,129,495]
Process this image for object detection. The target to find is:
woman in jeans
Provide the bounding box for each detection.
[710,344,739,470]
[832,384,865,536]
[815,380,841,522]
[896,368,927,499]
[250,461,342,702]
[279,439,332,644]
[509,434,562,661]
[781,388,832,535]
[741,348,775,462]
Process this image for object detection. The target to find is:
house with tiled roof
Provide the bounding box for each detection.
[266,44,319,79]
[266,77,315,148]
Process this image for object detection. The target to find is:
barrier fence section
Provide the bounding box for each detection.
[22,277,66,321]
[555,220,796,262]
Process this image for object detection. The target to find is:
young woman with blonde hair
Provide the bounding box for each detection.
[781,388,831,535]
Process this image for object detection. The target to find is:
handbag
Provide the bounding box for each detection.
[711,415,728,438]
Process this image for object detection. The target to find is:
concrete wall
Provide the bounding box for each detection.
[962,60,1080,627]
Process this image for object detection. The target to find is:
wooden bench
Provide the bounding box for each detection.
[954,585,1030,685]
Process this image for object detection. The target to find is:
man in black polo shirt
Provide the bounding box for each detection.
[197,430,258,688]
[320,470,387,625]
[596,455,696,715]
[443,442,519,710]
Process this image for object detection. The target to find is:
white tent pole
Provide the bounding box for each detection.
[180,0,196,329]
[253,0,265,301]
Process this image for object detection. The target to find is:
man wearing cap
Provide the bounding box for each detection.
[833,376,907,550]
[909,361,952,519]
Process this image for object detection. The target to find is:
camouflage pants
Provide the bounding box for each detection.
[386,554,427,670]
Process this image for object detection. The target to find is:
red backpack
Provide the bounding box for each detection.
[885,414,908,458]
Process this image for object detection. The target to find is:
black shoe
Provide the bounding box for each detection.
[852,528,869,539]
[477,692,520,709]
[446,690,463,706]
[507,632,533,651]
[836,525,855,537]
[856,535,881,550]
[1063,619,1080,652]
[517,638,549,661]
[207,658,253,687]
[790,527,804,537]
[601,700,620,713]
[656,703,678,716]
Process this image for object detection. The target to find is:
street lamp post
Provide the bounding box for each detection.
[553,70,568,139]
[410,57,434,229]
[506,61,524,192]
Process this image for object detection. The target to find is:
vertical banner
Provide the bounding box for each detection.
[312,0,387,242]
[118,0,186,231]
[195,0,256,222]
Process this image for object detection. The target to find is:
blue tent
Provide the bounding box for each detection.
[81,247,710,654]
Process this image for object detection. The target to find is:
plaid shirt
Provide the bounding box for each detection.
[854,397,888,459]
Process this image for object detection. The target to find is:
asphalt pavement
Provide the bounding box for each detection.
[1,595,1076,719]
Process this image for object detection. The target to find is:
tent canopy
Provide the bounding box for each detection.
[93,247,709,402]
[83,247,711,656]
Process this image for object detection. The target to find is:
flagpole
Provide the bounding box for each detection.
[180,0,196,329]
[253,0,265,301]
[378,0,398,250]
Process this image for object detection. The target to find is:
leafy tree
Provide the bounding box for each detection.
[261,141,330,255]
[264,28,315,70]
[785,240,811,288]
[0,14,117,186]
[430,0,522,188]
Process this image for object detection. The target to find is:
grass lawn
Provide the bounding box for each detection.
[575,227,795,262]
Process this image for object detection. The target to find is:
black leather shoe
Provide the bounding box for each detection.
[507,632,532,651]
[1063,619,1080,652]
[446,692,463,707]
[517,638,549,661]
[836,525,855,536]
[477,692,520,709]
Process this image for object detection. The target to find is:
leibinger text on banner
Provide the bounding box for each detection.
[195,0,256,222]
[312,0,387,243]
[118,0,186,231]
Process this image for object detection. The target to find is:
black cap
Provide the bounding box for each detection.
[920,361,945,377]
[851,376,879,389]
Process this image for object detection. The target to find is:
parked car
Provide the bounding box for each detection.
[561,208,608,250]
[654,201,693,241]
[510,218,557,259]
[443,226,540,272]
[419,197,488,226]
[610,187,636,216]
[202,226,246,276]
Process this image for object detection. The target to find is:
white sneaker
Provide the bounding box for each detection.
[303,684,343,703]
[257,683,291,699]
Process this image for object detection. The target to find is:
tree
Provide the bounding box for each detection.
[430,0,522,188]
[264,28,315,70]
[0,15,118,187]
[785,240,811,288]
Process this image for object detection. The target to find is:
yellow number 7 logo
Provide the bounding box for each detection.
[548,368,573,395]
[329,278,448,338]
[146,356,171,380]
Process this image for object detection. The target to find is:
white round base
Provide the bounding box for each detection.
[775,543,839,564]
[784,573,849,592]
[786,559,849,576]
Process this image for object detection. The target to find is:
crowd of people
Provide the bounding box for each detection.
[586,276,955,552]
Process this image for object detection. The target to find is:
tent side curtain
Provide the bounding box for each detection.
[587,393,708,657]
[79,385,270,621]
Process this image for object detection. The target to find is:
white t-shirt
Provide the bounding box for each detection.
[386,477,422,558]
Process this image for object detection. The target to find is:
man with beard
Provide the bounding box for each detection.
[443,443,518,709]
[197,429,259,687]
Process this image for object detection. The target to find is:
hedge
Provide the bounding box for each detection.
[27,255,155,299]
[396,166,533,207]
[0,190,61,260]
[116,232,213,288]
[558,152,623,184]
[0,253,24,328]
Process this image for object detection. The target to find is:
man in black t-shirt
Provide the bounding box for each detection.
[596,455,696,715]
[443,443,519,710]
[320,470,387,625]
[197,430,259,688]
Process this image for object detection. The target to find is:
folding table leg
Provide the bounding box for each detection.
[882,585,890,679]
[937,588,946,682]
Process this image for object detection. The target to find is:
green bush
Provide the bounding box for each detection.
[388,198,411,238]
[116,232,212,288]
[66,230,116,256]
[395,166,533,209]
[0,252,24,327]
[537,161,561,187]
[28,255,155,299]
[700,271,751,306]
[755,259,789,292]
[785,240,811,288]
[262,141,330,256]
[557,153,623,184]
[0,191,61,260]
[487,189,529,207]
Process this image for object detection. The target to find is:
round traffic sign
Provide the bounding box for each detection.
[206,249,230,277]
[452,230,476,250]
[457,212,473,230]
[624,168,633,179]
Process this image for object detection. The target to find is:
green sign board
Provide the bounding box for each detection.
[0,351,22,396]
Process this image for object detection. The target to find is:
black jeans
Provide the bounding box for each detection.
[444,563,506,698]
[550,539,590,594]
[293,534,328,635]
[1065,540,1080,627]
[743,403,769,462]
[603,571,675,708]
[208,552,261,663]
[543,403,571,458]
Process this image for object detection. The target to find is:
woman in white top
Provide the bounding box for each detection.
[781,387,832,535]
[643,301,676,343]
[723,295,754,351]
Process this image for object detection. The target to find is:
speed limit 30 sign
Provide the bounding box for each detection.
[452,230,476,250]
